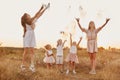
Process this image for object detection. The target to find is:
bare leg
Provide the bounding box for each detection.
[92,53,96,70]
[66,61,71,74]
[22,48,28,65]
[89,53,93,70]
[47,63,51,69]
[30,47,35,66]
[29,47,35,72]
[89,53,96,74]
[21,48,28,71]
[72,62,76,74]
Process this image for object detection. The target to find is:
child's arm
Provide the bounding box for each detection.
[75,18,86,32]
[77,37,82,47]
[62,40,67,47]
[70,33,72,47]
[97,18,110,33]
[31,3,50,24]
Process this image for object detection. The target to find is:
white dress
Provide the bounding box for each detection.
[43,50,55,63]
[82,27,102,53]
[23,24,36,47]
[65,46,79,63]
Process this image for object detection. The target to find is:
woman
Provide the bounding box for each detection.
[76,18,110,74]
[21,3,50,72]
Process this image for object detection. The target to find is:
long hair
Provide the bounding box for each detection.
[88,21,96,30]
[21,13,27,33]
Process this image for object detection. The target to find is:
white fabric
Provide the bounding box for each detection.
[47,50,53,55]
[87,40,98,53]
[56,45,63,56]
[87,30,97,40]
[23,24,36,47]
[70,46,77,54]
[56,56,63,64]
[82,28,102,53]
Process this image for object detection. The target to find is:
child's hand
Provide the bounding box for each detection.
[80,37,82,40]
[69,33,72,37]
[106,18,110,23]
[64,40,67,42]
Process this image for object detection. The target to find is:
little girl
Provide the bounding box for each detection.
[56,39,67,73]
[66,33,82,74]
[43,44,55,69]
[76,18,110,74]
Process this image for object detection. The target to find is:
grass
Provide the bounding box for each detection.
[0,47,120,80]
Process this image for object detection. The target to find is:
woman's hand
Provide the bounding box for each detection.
[69,33,72,37]
[75,18,80,23]
[106,18,110,23]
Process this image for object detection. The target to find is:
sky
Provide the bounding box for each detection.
[0,0,120,48]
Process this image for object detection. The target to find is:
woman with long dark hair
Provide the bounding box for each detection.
[21,3,50,72]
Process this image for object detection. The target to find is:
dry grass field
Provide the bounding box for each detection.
[0,47,120,80]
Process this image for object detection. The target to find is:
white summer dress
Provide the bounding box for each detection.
[23,24,36,48]
[82,27,102,53]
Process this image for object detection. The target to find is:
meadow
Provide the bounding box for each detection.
[0,47,120,80]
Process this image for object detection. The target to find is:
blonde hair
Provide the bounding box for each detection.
[57,39,62,47]
[44,44,51,50]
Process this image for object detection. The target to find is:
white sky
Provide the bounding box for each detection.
[0,0,120,48]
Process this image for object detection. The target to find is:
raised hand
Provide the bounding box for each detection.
[75,18,80,23]
[45,3,50,10]
[106,18,110,23]
[80,37,82,40]
[69,33,72,37]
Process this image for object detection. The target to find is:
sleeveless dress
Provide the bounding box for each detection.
[65,46,79,63]
[43,50,55,63]
[23,24,36,48]
[82,27,102,53]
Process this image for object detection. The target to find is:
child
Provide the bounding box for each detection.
[43,44,55,69]
[21,3,50,72]
[76,18,110,74]
[66,33,82,74]
[56,39,67,73]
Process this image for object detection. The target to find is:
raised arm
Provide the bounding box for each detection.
[77,37,82,47]
[75,18,86,32]
[69,33,72,47]
[96,18,110,33]
[31,3,50,23]
[62,40,67,47]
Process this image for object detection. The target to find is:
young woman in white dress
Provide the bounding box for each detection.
[76,18,110,74]
[21,3,50,72]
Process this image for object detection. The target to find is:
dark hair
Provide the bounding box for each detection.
[21,13,28,33]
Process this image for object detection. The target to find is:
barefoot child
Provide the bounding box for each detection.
[66,33,82,74]
[43,44,55,69]
[21,3,50,72]
[56,39,67,73]
[76,18,110,74]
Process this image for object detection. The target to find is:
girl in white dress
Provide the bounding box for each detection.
[56,39,66,73]
[21,3,50,72]
[66,33,82,74]
[43,44,55,69]
[76,18,110,74]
